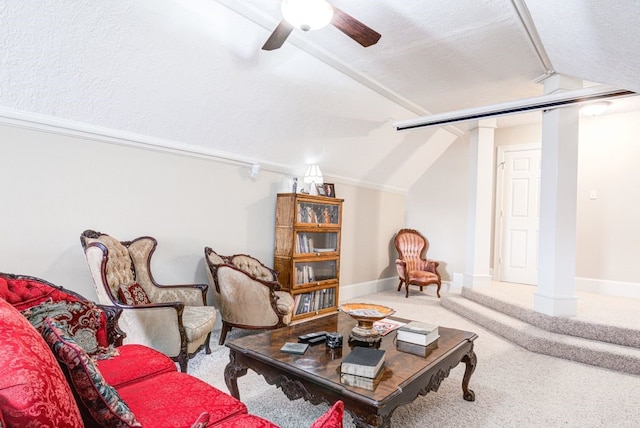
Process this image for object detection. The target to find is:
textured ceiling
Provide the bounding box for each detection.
[1,0,638,191]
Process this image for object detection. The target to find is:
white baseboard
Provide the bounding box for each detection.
[339,277,397,302]
[575,277,640,299]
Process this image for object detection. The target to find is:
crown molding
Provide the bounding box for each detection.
[0,106,408,195]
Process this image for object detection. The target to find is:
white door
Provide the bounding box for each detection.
[496,146,541,285]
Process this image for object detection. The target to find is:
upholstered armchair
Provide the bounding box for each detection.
[394,228,442,298]
[80,230,217,372]
[204,248,295,345]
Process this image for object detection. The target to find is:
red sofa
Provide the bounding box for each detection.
[0,273,343,428]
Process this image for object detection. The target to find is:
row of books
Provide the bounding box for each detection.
[293,288,336,315]
[296,235,314,253]
[295,265,316,284]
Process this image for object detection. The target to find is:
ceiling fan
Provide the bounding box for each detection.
[262,0,381,51]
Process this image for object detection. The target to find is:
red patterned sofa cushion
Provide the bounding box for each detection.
[212,413,280,427]
[97,344,177,389]
[117,372,247,427]
[0,298,84,428]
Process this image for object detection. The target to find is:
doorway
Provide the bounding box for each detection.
[494,144,541,285]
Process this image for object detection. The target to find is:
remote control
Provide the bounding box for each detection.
[306,335,327,345]
[298,331,327,342]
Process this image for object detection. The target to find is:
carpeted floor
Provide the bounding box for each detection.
[188,288,640,428]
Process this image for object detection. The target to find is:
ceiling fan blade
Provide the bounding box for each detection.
[331,7,381,47]
[262,20,294,51]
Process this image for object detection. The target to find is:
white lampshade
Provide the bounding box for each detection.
[281,0,334,32]
[303,164,323,184]
[580,101,611,116]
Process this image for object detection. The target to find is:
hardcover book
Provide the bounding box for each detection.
[396,321,439,346]
[340,371,383,391]
[280,342,309,355]
[396,339,439,358]
[340,347,385,379]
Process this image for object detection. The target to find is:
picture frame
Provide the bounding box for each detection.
[323,183,335,198]
[315,184,327,196]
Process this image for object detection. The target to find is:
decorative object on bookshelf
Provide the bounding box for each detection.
[396,340,439,358]
[373,318,406,336]
[341,346,385,378]
[396,321,440,346]
[339,303,395,344]
[324,183,335,198]
[280,342,309,355]
[316,184,327,196]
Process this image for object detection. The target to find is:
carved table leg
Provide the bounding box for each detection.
[461,348,477,401]
[224,350,248,400]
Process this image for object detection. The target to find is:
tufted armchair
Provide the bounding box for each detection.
[80,230,217,372]
[204,248,295,345]
[394,228,442,298]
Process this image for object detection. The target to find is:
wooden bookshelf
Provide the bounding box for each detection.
[274,193,343,321]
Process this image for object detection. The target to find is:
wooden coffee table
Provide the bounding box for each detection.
[224,312,477,428]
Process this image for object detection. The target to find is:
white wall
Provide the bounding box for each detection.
[0,123,405,302]
[406,134,470,281]
[406,109,640,296]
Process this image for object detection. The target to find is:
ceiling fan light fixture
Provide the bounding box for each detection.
[281,0,334,32]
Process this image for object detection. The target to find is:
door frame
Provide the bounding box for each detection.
[493,143,541,282]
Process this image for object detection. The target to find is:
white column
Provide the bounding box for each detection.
[463,119,496,289]
[534,74,580,316]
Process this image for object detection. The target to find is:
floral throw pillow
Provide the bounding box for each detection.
[21,299,107,355]
[118,283,151,306]
[41,318,141,428]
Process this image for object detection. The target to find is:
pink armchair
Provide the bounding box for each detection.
[394,228,442,298]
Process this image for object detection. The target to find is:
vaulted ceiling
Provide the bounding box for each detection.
[1,0,638,191]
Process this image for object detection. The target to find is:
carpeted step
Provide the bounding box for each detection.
[460,287,640,349]
[441,293,640,376]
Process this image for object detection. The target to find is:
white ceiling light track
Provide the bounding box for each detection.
[394,85,636,131]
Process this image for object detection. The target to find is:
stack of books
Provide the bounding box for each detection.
[340,347,385,391]
[396,321,439,357]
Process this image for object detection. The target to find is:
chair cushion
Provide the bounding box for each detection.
[21,299,110,355]
[117,371,247,427]
[41,318,141,427]
[310,401,344,428]
[118,283,151,305]
[183,305,217,342]
[407,270,439,283]
[0,298,83,428]
[96,344,177,389]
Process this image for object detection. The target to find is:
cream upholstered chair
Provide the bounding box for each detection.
[80,230,217,372]
[204,248,295,345]
[394,228,442,298]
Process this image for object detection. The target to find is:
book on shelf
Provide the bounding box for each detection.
[280,342,309,355]
[341,347,385,379]
[373,318,406,336]
[396,339,439,358]
[396,321,439,346]
[340,371,383,391]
